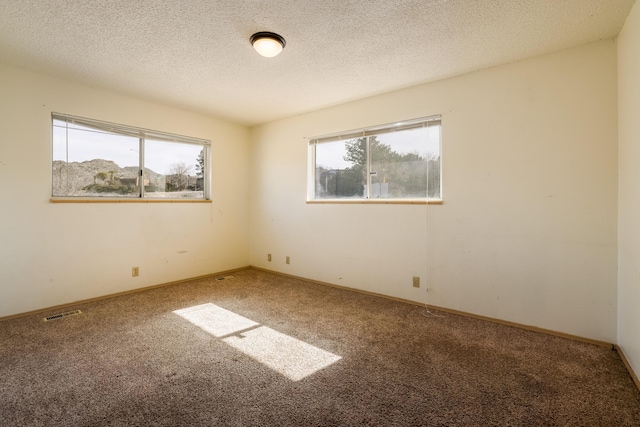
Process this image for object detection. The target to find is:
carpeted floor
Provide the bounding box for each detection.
[1,269,639,426]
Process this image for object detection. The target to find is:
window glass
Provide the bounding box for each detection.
[370,126,440,198]
[315,139,365,198]
[144,140,205,199]
[52,114,210,200]
[311,117,441,201]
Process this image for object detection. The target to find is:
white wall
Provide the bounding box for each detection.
[0,64,251,318]
[249,41,619,342]
[618,1,640,377]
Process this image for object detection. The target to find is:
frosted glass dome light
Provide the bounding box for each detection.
[250,32,286,58]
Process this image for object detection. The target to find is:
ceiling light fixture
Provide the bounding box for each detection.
[250,32,286,58]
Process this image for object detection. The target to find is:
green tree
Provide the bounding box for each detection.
[334,136,402,197]
[316,136,440,199]
[343,136,440,198]
[195,148,205,178]
[343,136,400,167]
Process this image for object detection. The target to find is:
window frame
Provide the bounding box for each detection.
[51,113,211,202]
[307,116,442,204]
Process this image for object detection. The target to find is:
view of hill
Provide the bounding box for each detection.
[52,159,199,197]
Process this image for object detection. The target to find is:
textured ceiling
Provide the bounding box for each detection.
[0,0,635,126]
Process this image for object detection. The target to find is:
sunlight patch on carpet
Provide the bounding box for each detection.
[173,303,341,381]
[223,326,341,381]
[174,303,258,337]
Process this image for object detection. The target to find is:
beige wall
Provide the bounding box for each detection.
[0,64,251,318]
[618,1,640,377]
[249,41,619,342]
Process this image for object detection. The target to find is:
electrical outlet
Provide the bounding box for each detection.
[286,256,290,264]
[413,276,420,288]
[132,267,140,277]
[268,253,272,262]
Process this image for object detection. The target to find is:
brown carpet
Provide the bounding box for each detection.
[1,269,639,426]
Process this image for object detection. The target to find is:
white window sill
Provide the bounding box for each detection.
[306,199,443,205]
[50,198,212,204]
